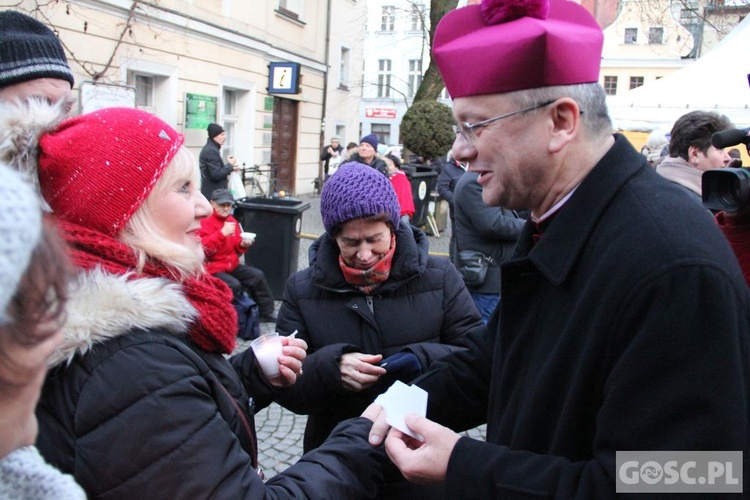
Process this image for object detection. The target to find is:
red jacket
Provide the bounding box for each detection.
[716,211,750,287]
[389,170,415,218]
[199,211,247,275]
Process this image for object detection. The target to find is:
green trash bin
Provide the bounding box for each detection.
[402,165,438,227]
[234,197,310,300]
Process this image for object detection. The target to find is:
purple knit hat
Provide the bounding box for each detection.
[320,162,401,234]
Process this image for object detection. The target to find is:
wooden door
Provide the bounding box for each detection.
[271,97,298,194]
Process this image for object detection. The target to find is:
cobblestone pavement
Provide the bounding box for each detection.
[237,193,487,479]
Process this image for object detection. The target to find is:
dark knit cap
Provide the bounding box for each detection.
[359,133,379,150]
[0,11,74,89]
[207,122,224,139]
[320,162,401,234]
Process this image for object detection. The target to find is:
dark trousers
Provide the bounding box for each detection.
[215,265,275,317]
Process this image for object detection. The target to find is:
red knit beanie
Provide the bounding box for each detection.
[38,107,184,236]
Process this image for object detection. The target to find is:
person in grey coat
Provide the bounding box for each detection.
[453,170,524,322]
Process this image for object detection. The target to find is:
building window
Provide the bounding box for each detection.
[680,8,700,25]
[381,6,395,31]
[410,4,425,31]
[132,74,154,108]
[222,88,237,160]
[335,125,346,143]
[629,76,644,90]
[604,75,618,95]
[278,0,303,20]
[377,59,392,98]
[648,27,664,44]
[339,47,350,90]
[624,28,637,44]
[408,59,422,98]
[371,123,391,146]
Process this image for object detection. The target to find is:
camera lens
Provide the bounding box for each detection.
[718,179,742,208]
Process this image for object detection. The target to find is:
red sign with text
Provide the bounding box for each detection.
[365,107,397,119]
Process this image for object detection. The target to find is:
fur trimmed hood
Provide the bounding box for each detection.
[49,267,198,368]
[0,98,67,193]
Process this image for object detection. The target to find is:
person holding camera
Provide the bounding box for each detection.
[656,110,733,205]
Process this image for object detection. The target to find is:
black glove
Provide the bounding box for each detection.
[378,352,422,383]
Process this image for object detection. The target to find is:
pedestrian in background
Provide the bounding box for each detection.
[0,164,85,499]
[200,188,277,323]
[385,156,415,225]
[349,133,388,175]
[199,122,239,200]
[453,170,524,323]
[320,136,344,178]
[368,0,749,495]
[436,152,466,259]
[656,110,733,204]
[1,102,386,498]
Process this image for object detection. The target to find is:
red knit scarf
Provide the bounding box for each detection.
[338,233,396,295]
[57,220,237,354]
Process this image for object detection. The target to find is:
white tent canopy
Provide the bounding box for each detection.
[608,14,750,132]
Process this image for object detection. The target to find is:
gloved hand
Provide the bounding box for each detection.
[377,352,422,383]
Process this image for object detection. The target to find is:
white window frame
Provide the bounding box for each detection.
[121,59,178,124]
[381,6,395,31]
[377,59,392,98]
[410,4,425,31]
[408,59,423,98]
[339,46,351,90]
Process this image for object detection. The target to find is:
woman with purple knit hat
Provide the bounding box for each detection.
[274,162,482,479]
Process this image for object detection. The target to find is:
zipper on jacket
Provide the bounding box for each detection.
[216,383,263,479]
[366,295,374,314]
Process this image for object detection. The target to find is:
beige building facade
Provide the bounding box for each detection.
[600,0,747,101]
[13,0,347,195]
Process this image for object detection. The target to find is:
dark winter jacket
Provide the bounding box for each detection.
[275,223,483,452]
[453,171,524,294]
[199,138,234,200]
[36,268,386,499]
[436,159,465,209]
[348,152,388,176]
[413,135,750,498]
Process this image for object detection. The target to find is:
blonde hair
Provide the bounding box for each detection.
[119,147,205,279]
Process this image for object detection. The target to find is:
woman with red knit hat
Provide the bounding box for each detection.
[2,100,386,498]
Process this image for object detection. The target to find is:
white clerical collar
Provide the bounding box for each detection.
[531,185,579,224]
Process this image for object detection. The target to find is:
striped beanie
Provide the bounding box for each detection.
[0,10,74,89]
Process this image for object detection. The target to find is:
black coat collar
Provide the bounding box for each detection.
[512,134,648,285]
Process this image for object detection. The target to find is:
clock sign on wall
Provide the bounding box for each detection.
[268,62,301,94]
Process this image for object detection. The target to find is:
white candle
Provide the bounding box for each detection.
[250,332,283,379]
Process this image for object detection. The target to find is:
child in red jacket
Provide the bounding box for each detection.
[199,189,277,322]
